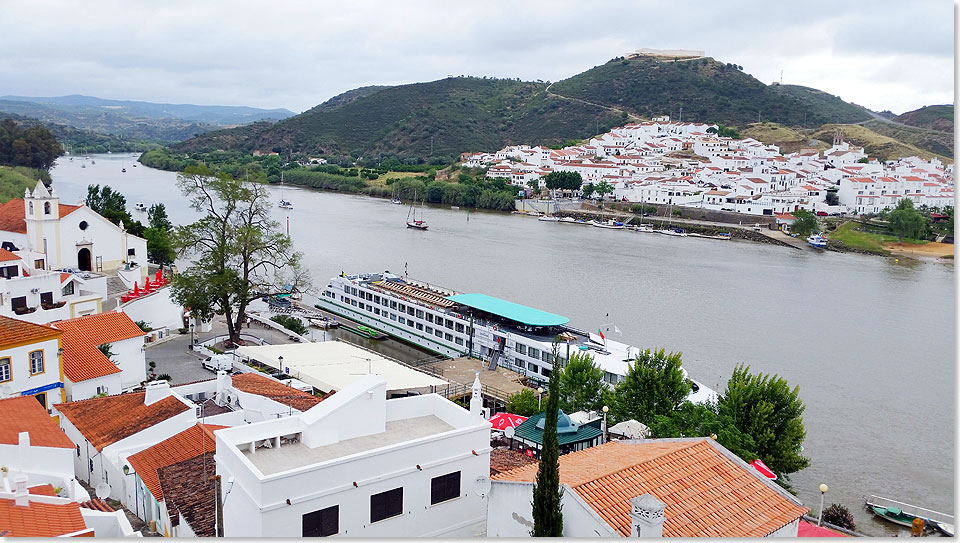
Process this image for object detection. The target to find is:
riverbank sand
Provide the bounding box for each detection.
[883,242,955,258]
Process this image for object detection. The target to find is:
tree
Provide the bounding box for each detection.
[594,180,614,200]
[506,389,541,416]
[85,184,127,216]
[790,209,818,237]
[825,190,840,206]
[526,178,540,193]
[543,171,583,194]
[822,504,857,531]
[0,119,62,170]
[144,202,175,265]
[531,358,563,536]
[171,165,308,345]
[581,183,596,200]
[647,401,757,463]
[557,352,604,413]
[147,203,172,231]
[718,364,809,482]
[612,348,690,424]
[887,198,927,242]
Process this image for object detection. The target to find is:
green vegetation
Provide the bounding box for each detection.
[718,364,810,482]
[830,219,934,255]
[829,222,891,254]
[894,104,953,132]
[543,171,583,192]
[506,388,541,417]
[0,119,62,169]
[557,352,605,413]
[647,400,758,465]
[861,119,953,159]
[611,349,690,424]
[171,165,307,345]
[887,199,927,242]
[812,124,950,162]
[97,343,115,360]
[531,363,563,537]
[707,124,741,138]
[822,504,857,531]
[144,203,176,266]
[271,315,307,336]
[134,320,152,332]
[740,122,825,155]
[790,209,819,237]
[85,184,147,237]
[0,165,49,203]
[769,85,872,126]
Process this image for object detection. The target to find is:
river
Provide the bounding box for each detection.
[51,154,955,535]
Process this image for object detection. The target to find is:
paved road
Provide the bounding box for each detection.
[856,111,952,135]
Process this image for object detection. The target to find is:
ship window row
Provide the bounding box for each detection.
[339,292,471,347]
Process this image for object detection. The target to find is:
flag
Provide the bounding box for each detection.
[597,328,605,340]
[614,325,622,335]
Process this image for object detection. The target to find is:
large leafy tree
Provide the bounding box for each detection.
[543,171,583,192]
[594,180,614,199]
[84,184,145,237]
[887,198,927,242]
[612,348,690,424]
[0,119,62,170]
[557,352,604,413]
[647,401,758,464]
[505,389,541,417]
[171,165,308,345]
[718,364,809,482]
[790,209,819,237]
[144,203,175,266]
[531,358,563,536]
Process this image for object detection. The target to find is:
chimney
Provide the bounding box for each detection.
[215,371,231,407]
[17,432,29,448]
[13,474,28,507]
[144,381,172,406]
[630,493,666,537]
[469,371,482,417]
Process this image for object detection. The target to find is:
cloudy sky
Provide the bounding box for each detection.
[0,1,953,115]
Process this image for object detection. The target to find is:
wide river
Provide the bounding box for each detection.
[52,154,954,535]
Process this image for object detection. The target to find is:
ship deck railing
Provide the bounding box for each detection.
[864,494,954,525]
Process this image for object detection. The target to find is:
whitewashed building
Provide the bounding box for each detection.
[0,315,63,408]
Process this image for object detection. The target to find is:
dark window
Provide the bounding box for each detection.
[34,259,44,269]
[127,248,136,256]
[0,265,18,279]
[40,292,53,305]
[34,393,45,408]
[370,487,403,523]
[430,471,461,505]
[79,220,88,230]
[302,505,338,537]
[11,296,26,310]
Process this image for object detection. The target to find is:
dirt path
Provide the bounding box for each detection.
[544,83,644,123]
[883,241,955,258]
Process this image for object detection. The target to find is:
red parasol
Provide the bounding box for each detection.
[132,282,139,296]
[750,459,777,480]
[144,276,152,291]
[488,412,528,431]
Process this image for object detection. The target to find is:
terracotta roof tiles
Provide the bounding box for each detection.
[0,315,60,348]
[54,392,191,450]
[53,312,144,383]
[494,440,807,537]
[157,453,217,537]
[0,200,81,235]
[0,248,20,262]
[54,311,146,344]
[0,497,88,537]
[127,423,225,501]
[230,373,328,411]
[0,396,74,449]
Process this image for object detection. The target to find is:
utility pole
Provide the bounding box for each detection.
[679,107,682,123]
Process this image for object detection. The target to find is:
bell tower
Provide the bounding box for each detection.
[23,180,61,269]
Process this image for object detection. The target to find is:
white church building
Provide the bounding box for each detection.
[0,181,147,281]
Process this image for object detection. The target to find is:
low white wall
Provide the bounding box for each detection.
[121,286,182,332]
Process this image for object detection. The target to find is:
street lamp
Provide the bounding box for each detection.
[601,405,609,443]
[189,323,195,350]
[817,483,829,526]
[278,355,284,375]
[537,387,544,410]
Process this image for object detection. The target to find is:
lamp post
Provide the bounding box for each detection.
[537,387,544,410]
[189,323,195,350]
[601,405,609,443]
[817,483,829,526]
[278,355,284,375]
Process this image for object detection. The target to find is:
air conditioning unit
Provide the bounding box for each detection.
[30,288,39,294]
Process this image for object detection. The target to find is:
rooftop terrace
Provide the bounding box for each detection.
[446,293,569,327]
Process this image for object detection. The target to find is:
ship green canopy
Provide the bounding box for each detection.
[445,293,569,327]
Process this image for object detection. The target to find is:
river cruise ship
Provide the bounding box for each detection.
[317,271,716,404]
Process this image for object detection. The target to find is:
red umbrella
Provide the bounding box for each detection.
[144,276,152,291]
[132,282,139,296]
[488,412,528,431]
[156,269,163,284]
[750,459,777,480]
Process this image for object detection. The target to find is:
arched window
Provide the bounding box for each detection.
[28,202,33,214]
[44,202,51,215]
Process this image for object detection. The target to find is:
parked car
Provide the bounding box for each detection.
[816,211,828,216]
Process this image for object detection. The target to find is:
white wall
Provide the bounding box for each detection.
[66,372,123,402]
[0,336,62,408]
[486,481,617,537]
[112,335,146,389]
[121,287,182,332]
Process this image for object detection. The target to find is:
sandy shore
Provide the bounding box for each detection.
[883,241,955,259]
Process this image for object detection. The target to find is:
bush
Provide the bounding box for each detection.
[630,204,644,214]
[271,315,307,335]
[156,373,172,382]
[672,208,682,217]
[821,504,856,531]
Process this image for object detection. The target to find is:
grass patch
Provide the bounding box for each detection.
[0,166,47,203]
[811,124,951,162]
[830,222,927,255]
[375,171,421,187]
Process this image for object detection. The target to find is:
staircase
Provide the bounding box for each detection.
[487,338,506,370]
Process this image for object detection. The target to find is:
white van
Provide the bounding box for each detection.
[202,354,234,372]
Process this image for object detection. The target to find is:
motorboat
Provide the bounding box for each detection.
[538,215,561,222]
[309,316,340,329]
[633,223,655,233]
[391,198,403,204]
[807,232,828,248]
[590,219,625,230]
[133,202,147,212]
[559,216,579,223]
[657,228,688,237]
[278,199,294,210]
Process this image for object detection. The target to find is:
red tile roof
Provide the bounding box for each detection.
[78,499,114,513]
[230,373,328,411]
[0,315,60,348]
[494,440,808,537]
[127,423,225,501]
[490,448,537,476]
[158,453,217,537]
[53,312,144,383]
[0,248,20,262]
[55,392,191,450]
[0,396,74,449]
[0,199,81,235]
[27,484,56,496]
[0,497,88,537]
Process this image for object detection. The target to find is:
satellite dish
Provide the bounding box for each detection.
[504,427,515,439]
[473,476,492,497]
[95,483,111,500]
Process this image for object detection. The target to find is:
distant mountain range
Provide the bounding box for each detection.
[0,95,295,143]
[171,55,898,160]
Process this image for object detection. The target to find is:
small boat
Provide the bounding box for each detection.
[391,198,403,205]
[559,216,579,223]
[133,164,138,167]
[121,168,126,173]
[406,220,429,230]
[807,232,827,248]
[451,206,460,210]
[406,191,428,230]
[278,199,294,210]
[591,219,625,230]
[633,224,655,233]
[657,228,688,237]
[133,203,147,212]
[309,316,340,329]
[717,232,731,239]
[865,494,954,534]
[870,506,917,528]
[80,163,85,168]
[538,215,561,222]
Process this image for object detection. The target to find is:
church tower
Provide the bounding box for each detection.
[23,180,61,269]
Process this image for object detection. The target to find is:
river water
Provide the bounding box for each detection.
[51,154,955,535]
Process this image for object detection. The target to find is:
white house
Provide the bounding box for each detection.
[488,439,808,537]
[53,311,147,396]
[214,374,491,538]
[0,181,147,281]
[0,315,63,409]
[0,249,104,324]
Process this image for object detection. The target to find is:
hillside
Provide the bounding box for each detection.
[0,166,47,203]
[549,57,872,127]
[811,124,951,162]
[0,112,158,152]
[740,122,827,154]
[173,77,626,161]
[893,104,953,132]
[861,119,953,158]
[305,86,393,114]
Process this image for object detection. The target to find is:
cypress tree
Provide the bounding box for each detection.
[531,366,563,536]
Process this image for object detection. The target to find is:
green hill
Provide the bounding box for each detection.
[770,85,873,125]
[811,124,951,162]
[0,166,48,203]
[894,104,953,132]
[862,119,953,158]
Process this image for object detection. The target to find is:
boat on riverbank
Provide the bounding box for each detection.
[807,232,828,248]
[590,219,625,229]
[632,223,655,233]
[308,316,340,329]
[657,227,688,237]
[538,215,561,222]
[865,495,954,535]
[315,271,717,404]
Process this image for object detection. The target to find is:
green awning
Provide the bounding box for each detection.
[513,412,603,447]
[445,293,569,327]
